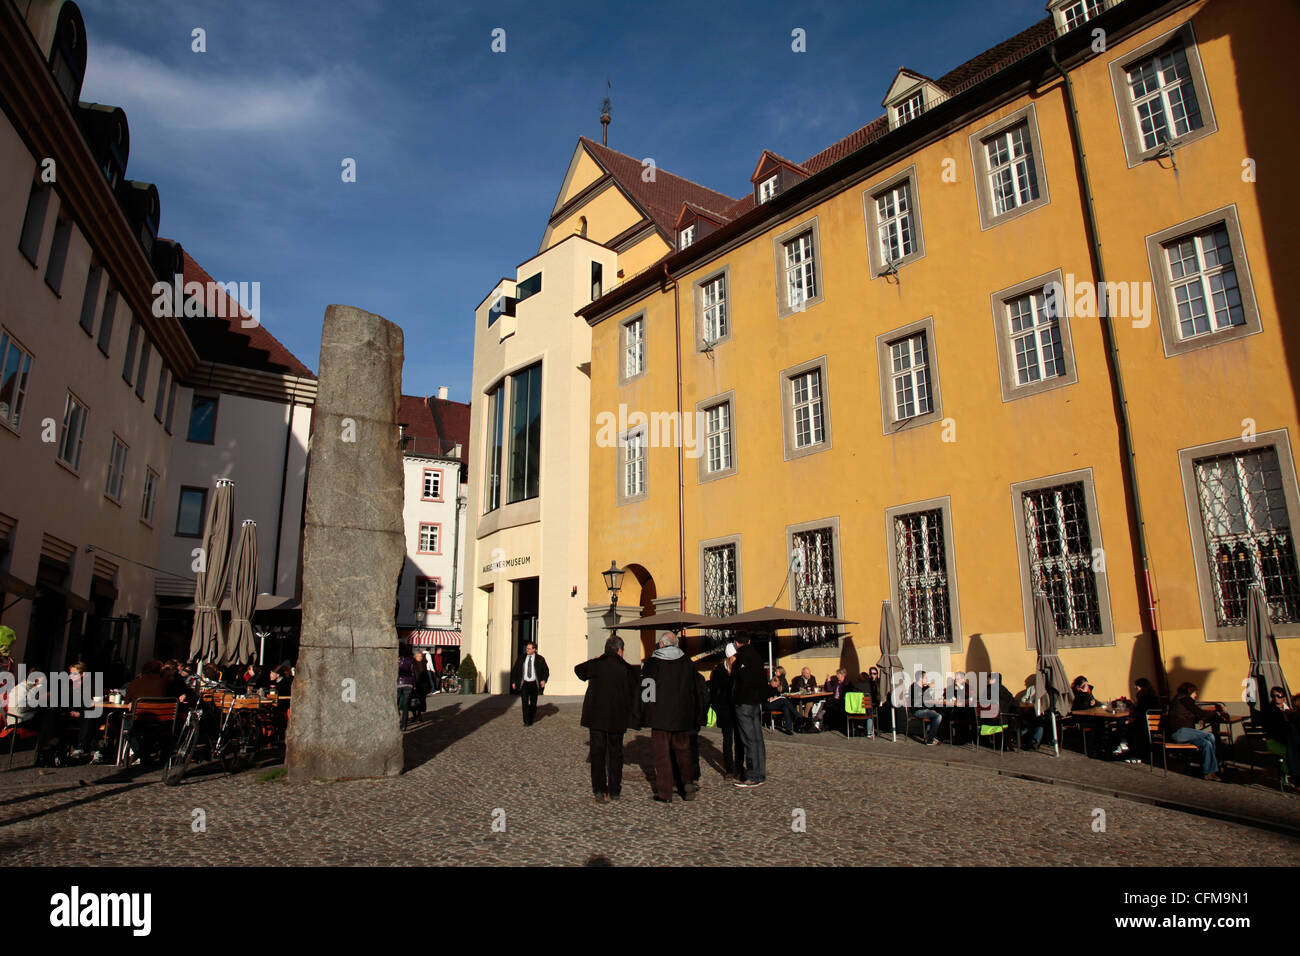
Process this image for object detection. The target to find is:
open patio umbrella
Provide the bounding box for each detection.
[1032,591,1072,756]
[1246,583,1291,706]
[876,600,903,743]
[224,519,259,666]
[602,610,724,632]
[711,606,855,674]
[188,479,234,665]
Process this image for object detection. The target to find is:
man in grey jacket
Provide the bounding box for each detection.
[639,633,703,803]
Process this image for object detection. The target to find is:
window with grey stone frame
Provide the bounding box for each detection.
[786,517,844,651]
[1177,430,1300,643]
[1144,204,1260,359]
[863,165,925,277]
[619,312,646,385]
[700,535,742,647]
[875,317,943,435]
[968,104,1050,231]
[779,355,831,461]
[693,266,731,351]
[616,426,648,506]
[771,217,825,319]
[989,268,1078,403]
[885,497,962,651]
[1010,468,1114,649]
[696,390,736,484]
[1108,21,1217,169]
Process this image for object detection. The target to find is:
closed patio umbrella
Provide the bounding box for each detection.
[225,519,259,666]
[876,600,903,743]
[188,479,234,664]
[1033,591,1071,756]
[1246,583,1290,706]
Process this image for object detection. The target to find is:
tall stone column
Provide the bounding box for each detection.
[287,305,405,780]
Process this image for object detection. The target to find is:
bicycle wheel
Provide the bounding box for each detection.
[163,719,198,787]
[219,713,255,773]
[445,676,460,695]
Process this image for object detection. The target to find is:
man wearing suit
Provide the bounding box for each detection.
[510,641,549,726]
[574,635,640,802]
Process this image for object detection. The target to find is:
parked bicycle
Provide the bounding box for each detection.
[163,681,265,787]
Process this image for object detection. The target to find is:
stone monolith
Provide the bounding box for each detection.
[286,304,405,780]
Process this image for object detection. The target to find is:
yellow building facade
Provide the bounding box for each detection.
[581,0,1299,707]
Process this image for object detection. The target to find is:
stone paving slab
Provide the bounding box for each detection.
[0,694,1294,866]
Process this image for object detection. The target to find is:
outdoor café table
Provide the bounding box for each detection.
[1202,711,1243,747]
[939,698,977,744]
[93,699,130,766]
[786,692,832,730]
[1070,706,1131,756]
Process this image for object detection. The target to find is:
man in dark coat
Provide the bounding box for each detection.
[574,635,640,803]
[730,634,767,787]
[709,644,745,778]
[510,641,549,726]
[639,633,702,802]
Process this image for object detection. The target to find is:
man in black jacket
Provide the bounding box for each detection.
[575,636,640,803]
[639,633,702,802]
[510,641,549,726]
[730,634,767,788]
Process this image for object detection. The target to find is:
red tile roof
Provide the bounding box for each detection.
[176,249,315,379]
[400,393,471,476]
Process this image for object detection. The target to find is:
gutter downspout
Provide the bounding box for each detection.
[451,476,465,630]
[271,397,295,596]
[1050,45,1167,696]
[665,262,687,614]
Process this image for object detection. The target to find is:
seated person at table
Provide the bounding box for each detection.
[1116,677,1158,760]
[772,666,790,694]
[912,672,944,746]
[852,668,883,736]
[1261,686,1300,782]
[267,664,293,696]
[1016,682,1051,750]
[764,678,796,735]
[1071,676,1099,711]
[125,660,169,702]
[233,663,269,693]
[790,667,818,721]
[1162,682,1228,781]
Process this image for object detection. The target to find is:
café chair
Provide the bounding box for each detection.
[3,713,39,771]
[118,698,179,766]
[1144,710,1198,775]
[844,693,876,739]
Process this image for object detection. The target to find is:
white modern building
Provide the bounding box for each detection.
[396,391,469,661]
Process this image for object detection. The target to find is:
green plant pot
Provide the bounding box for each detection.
[460,676,476,695]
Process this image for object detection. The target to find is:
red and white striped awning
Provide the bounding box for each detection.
[399,628,461,647]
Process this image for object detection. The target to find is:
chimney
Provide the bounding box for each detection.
[437,386,449,401]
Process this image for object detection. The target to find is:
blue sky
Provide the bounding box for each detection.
[78,0,1048,403]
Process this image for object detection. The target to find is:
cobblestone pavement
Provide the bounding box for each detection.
[1,695,1297,866]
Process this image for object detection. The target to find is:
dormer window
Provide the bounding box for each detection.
[758,176,778,203]
[895,91,925,126]
[679,224,696,249]
[1050,0,1106,33]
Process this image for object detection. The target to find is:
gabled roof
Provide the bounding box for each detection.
[577,136,739,241]
[177,249,315,379]
[750,149,809,183]
[882,68,940,106]
[673,201,727,230]
[400,393,471,475]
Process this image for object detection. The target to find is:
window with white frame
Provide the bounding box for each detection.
[57,393,87,471]
[1006,289,1066,386]
[623,315,645,380]
[875,182,915,267]
[1059,0,1103,30]
[1021,482,1103,636]
[791,526,839,645]
[1163,225,1244,341]
[1126,44,1204,152]
[415,577,440,613]
[888,332,932,422]
[758,175,778,203]
[702,542,738,640]
[623,430,646,499]
[895,91,924,126]
[104,435,127,501]
[783,231,817,310]
[893,509,953,645]
[0,330,33,432]
[1193,447,1300,627]
[984,122,1040,217]
[704,401,732,474]
[701,274,727,342]
[418,523,440,554]
[422,468,443,500]
[140,467,159,524]
[679,224,695,249]
[790,369,825,448]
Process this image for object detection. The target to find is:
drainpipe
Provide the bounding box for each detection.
[271,398,295,595]
[664,262,687,614]
[1049,45,1167,696]
[450,479,465,630]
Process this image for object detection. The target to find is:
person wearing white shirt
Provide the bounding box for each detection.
[509,641,550,726]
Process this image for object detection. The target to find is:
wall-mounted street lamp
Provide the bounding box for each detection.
[603,560,625,635]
